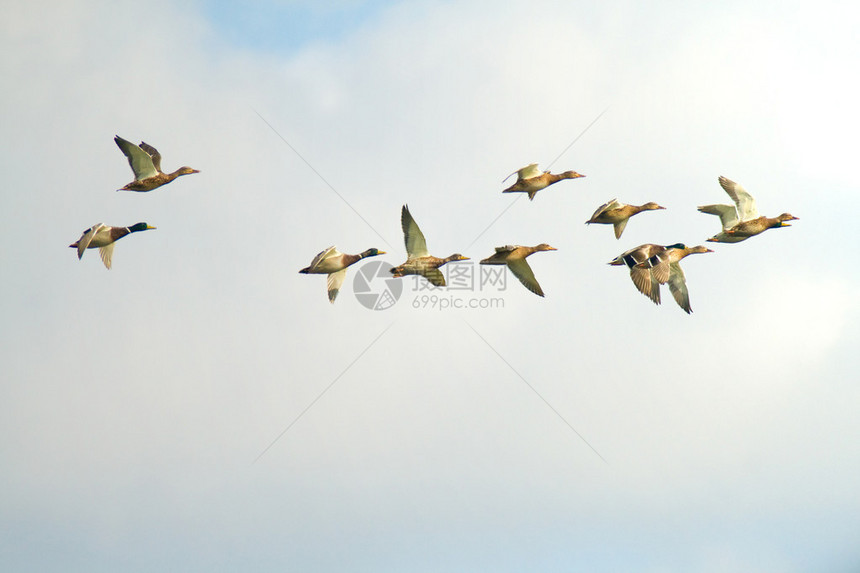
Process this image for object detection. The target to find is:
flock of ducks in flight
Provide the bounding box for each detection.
[71,137,797,313]
[298,166,797,312]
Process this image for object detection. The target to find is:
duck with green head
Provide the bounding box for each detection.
[69,222,156,269]
[634,244,713,313]
[300,246,386,303]
[608,243,685,305]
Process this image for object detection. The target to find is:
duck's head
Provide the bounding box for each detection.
[664,242,686,250]
[129,222,157,232]
[446,254,470,262]
[560,171,586,179]
[689,245,714,254]
[534,243,557,252]
[361,248,386,257]
[177,166,200,175]
[642,202,666,211]
[774,213,799,226]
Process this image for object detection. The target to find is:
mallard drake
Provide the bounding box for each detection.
[634,244,713,313]
[69,222,156,269]
[608,243,685,305]
[479,244,557,297]
[698,176,798,243]
[299,246,385,303]
[115,135,199,192]
[585,199,665,239]
[390,205,468,286]
[502,163,585,201]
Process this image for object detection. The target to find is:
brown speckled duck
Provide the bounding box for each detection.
[585,199,665,239]
[115,135,199,192]
[390,205,468,287]
[479,244,557,297]
[69,222,156,269]
[698,176,798,243]
[299,246,385,303]
[502,163,585,200]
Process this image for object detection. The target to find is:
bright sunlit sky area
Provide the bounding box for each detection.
[2,0,860,571]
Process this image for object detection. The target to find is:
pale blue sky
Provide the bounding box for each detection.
[2,0,859,571]
[201,1,401,52]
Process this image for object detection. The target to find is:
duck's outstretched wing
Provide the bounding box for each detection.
[310,246,338,269]
[668,262,692,313]
[517,163,542,181]
[718,176,759,221]
[629,265,660,305]
[507,258,544,297]
[98,242,115,270]
[613,219,629,239]
[401,205,429,258]
[114,136,158,180]
[698,204,739,230]
[587,198,621,221]
[480,246,515,265]
[326,269,347,303]
[423,269,446,287]
[76,223,105,260]
[503,163,542,183]
[138,141,163,173]
[638,250,673,285]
